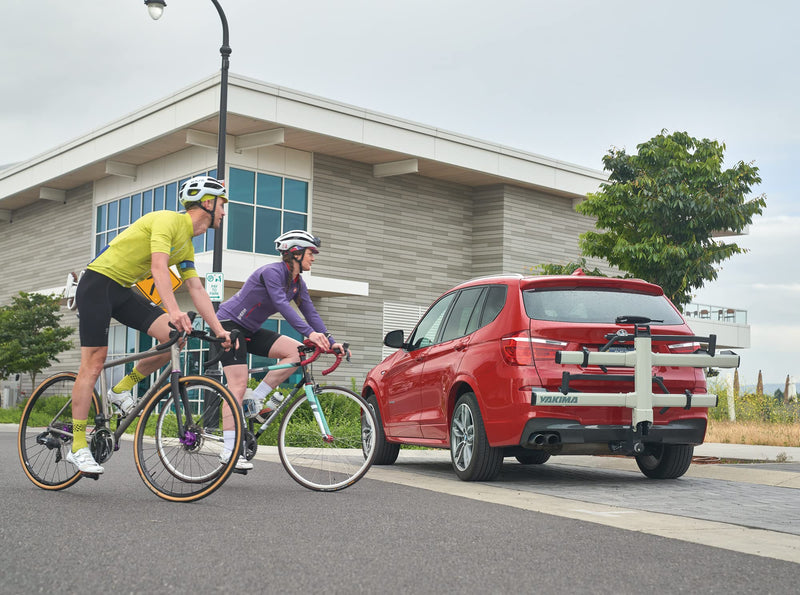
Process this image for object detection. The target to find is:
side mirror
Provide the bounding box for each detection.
[383,329,406,349]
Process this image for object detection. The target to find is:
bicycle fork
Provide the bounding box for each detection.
[304,385,333,442]
[167,346,193,446]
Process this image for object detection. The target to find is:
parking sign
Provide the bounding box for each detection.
[205,272,225,302]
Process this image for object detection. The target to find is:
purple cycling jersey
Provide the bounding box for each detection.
[217,262,333,343]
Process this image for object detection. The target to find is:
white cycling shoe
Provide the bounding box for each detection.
[220,450,254,471]
[108,388,136,416]
[66,447,104,474]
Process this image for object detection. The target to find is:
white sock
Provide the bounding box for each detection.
[223,430,236,454]
[253,382,272,400]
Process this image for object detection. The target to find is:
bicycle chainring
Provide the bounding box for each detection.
[243,430,258,461]
[90,428,114,464]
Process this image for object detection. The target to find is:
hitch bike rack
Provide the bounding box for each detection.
[532,318,740,449]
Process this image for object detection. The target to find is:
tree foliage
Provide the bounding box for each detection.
[575,130,766,309]
[530,258,609,277]
[0,292,74,387]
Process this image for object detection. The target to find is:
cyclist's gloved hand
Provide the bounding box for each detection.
[307,331,331,352]
[217,329,233,350]
[332,342,351,360]
[169,309,194,334]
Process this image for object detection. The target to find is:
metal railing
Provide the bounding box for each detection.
[684,303,747,325]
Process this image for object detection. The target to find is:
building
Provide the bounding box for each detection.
[0,73,746,395]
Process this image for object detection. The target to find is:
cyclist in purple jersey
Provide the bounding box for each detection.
[217,231,349,462]
[217,260,328,337]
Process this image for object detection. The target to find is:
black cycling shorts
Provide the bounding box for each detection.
[218,319,282,367]
[76,269,165,347]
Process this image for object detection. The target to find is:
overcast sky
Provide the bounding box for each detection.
[3,1,798,385]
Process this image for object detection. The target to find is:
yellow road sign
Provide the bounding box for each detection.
[135,267,183,306]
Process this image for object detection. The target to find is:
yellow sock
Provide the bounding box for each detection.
[113,368,146,393]
[72,419,88,452]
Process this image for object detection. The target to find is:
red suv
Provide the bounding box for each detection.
[363,273,721,481]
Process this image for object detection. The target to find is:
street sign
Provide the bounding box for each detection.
[135,267,182,307]
[205,272,225,302]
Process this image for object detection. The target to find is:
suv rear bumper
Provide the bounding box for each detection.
[518,417,707,454]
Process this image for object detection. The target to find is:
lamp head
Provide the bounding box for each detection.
[144,0,167,20]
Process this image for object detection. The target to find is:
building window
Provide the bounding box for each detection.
[226,167,309,255]
[94,169,217,258]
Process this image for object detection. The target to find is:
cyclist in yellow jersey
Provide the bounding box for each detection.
[67,176,233,474]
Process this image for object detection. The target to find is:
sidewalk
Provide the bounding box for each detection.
[3,422,797,462]
[694,442,800,462]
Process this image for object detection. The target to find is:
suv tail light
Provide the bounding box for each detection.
[501,331,568,366]
[530,336,568,363]
[501,330,534,366]
[667,341,701,354]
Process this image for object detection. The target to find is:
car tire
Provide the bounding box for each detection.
[366,395,400,465]
[450,392,503,481]
[515,451,551,465]
[635,444,694,479]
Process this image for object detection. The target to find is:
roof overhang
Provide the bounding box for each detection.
[0,73,607,214]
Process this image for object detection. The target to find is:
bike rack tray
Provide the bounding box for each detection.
[532,331,739,429]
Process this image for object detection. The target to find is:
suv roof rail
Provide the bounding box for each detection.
[463,273,524,283]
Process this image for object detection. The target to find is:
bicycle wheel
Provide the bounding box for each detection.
[18,372,101,490]
[278,386,377,492]
[133,376,243,502]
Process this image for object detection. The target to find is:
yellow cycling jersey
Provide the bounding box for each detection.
[89,210,199,287]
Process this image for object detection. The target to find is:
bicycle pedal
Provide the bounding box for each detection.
[232,468,249,475]
[82,473,101,481]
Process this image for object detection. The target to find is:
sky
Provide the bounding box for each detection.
[2,1,798,385]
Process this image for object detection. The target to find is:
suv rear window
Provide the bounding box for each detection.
[522,288,684,325]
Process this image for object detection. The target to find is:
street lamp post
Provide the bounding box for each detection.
[144,0,230,277]
[145,0,230,396]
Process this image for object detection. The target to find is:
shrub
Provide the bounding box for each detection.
[708,379,800,423]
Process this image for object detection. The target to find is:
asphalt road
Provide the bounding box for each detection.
[2,426,799,594]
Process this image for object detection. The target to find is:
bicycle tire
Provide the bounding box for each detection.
[133,375,243,502]
[278,385,377,492]
[18,372,101,490]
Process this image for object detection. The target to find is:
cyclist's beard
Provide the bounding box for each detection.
[199,198,219,228]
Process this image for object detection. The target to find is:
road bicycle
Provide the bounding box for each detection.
[17,313,244,502]
[236,339,377,491]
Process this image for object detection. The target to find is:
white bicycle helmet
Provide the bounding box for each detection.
[179,176,227,207]
[275,230,321,253]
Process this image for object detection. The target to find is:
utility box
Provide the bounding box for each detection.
[1,386,21,408]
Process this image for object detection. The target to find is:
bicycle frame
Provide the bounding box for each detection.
[249,359,332,439]
[228,339,377,492]
[92,339,185,453]
[70,324,224,464]
[241,339,349,438]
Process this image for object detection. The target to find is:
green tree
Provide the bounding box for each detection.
[575,130,765,309]
[529,257,609,277]
[0,292,74,387]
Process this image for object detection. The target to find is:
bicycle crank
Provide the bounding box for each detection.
[90,428,114,464]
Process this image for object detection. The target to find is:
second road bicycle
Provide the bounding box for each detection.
[233,338,378,492]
